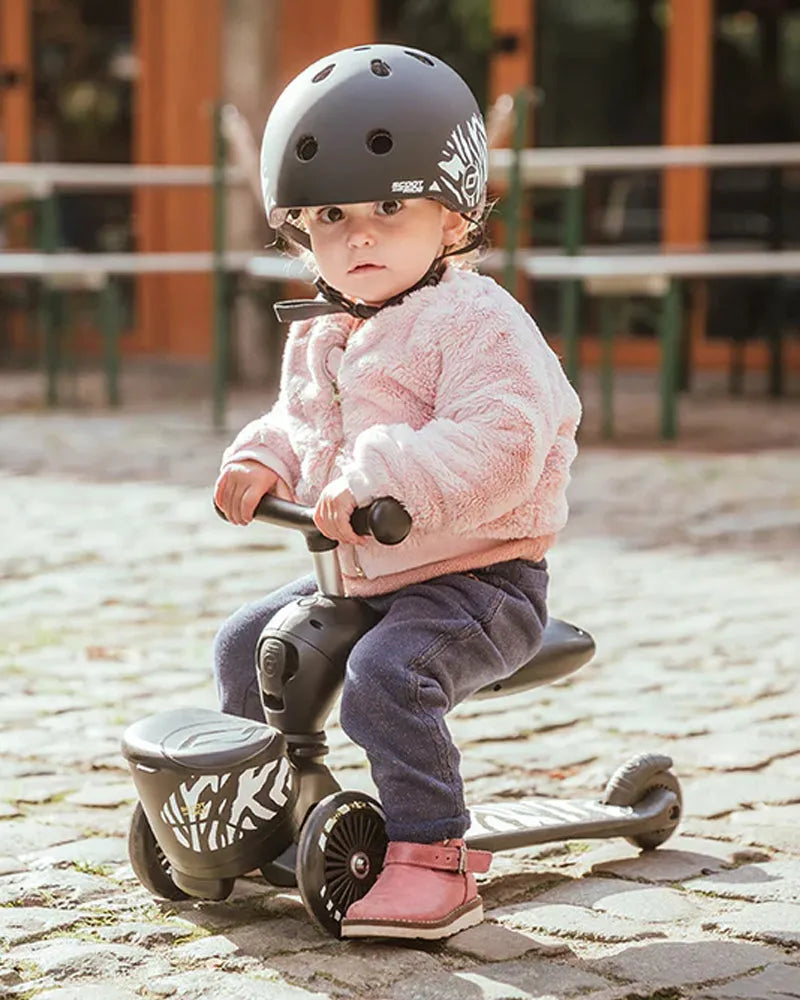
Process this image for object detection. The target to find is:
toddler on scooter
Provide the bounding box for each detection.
[213,44,581,940]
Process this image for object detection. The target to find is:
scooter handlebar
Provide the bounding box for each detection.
[214,494,411,547]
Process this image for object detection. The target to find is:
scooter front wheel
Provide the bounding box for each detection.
[603,753,682,850]
[128,801,191,901]
[296,790,387,938]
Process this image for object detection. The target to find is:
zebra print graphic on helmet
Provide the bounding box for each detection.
[434,112,488,211]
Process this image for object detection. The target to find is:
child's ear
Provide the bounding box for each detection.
[441,208,469,248]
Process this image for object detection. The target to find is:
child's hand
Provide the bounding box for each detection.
[214,460,279,525]
[313,477,365,546]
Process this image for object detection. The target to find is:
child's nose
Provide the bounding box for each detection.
[346,223,376,248]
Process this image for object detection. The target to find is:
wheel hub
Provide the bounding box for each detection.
[349,850,371,880]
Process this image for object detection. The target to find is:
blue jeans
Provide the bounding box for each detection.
[213,559,548,842]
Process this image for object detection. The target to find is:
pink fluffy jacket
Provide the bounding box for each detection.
[222,266,581,597]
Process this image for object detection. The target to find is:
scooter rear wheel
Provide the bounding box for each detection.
[603,753,682,850]
[296,790,387,938]
[128,801,191,901]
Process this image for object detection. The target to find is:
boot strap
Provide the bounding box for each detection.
[385,841,492,874]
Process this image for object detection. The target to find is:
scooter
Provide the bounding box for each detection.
[122,495,682,939]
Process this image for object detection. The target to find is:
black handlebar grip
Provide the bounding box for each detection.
[214,495,411,546]
[350,497,411,546]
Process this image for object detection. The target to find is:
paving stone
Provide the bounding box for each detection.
[385,971,534,1000]
[477,735,599,770]
[591,885,706,923]
[0,856,25,876]
[383,958,613,1000]
[591,939,786,988]
[0,820,84,856]
[34,986,143,1000]
[0,867,120,906]
[269,944,446,997]
[146,970,332,999]
[172,933,241,960]
[677,732,800,773]
[94,919,198,947]
[725,803,800,853]
[446,921,569,961]
[7,937,172,980]
[526,875,651,909]
[680,814,799,855]
[686,858,800,903]
[24,836,128,870]
[0,905,91,946]
[590,840,738,883]
[717,822,800,855]
[63,781,138,808]
[0,775,81,805]
[220,915,333,957]
[494,901,664,943]
[697,962,800,999]
[702,901,800,946]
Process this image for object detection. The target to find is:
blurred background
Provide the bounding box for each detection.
[0,0,799,437]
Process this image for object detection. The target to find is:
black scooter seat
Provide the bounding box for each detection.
[473,618,595,700]
[122,707,284,773]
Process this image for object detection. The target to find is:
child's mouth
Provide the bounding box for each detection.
[349,263,384,274]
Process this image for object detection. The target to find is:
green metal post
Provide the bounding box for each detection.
[98,277,121,406]
[766,276,786,398]
[559,182,584,389]
[659,278,682,440]
[599,298,616,440]
[37,188,61,406]
[503,89,528,293]
[212,101,228,431]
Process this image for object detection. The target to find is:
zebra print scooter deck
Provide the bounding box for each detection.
[465,785,680,852]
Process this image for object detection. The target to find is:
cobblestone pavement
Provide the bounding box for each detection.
[1,392,799,1000]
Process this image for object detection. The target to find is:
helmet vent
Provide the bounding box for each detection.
[353,45,371,51]
[296,135,318,161]
[367,129,393,155]
[370,59,391,77]
[311,64,335,83]
[405,50,434,67]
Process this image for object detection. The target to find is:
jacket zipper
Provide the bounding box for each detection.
[324,350,364,577]
[323,336,366,577]
[351,544,365,578]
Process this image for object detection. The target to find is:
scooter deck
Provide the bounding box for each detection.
[465,787,677,852]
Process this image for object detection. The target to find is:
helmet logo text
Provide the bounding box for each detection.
[392,179,424,194]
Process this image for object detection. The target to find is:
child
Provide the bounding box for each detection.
[213,44,581,940]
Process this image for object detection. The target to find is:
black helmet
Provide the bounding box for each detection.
[260,43,488,241]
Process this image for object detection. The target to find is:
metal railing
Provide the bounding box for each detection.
[2,106,799,436]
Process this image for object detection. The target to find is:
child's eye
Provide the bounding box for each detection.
[376,200,403,217]
[318,206,344,223]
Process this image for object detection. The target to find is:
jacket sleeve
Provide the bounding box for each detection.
[220,327,304,492]
[221,394,300,493]
[342,308,576,534]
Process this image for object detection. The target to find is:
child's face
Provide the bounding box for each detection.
[302,199,467,305]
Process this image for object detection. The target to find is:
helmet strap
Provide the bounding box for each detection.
[441,213,486,259]
[277,219,312,250]
[272,214,485,324]
[274,255,449,324]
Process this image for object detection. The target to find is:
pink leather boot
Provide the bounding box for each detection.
[340,839,492,940]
